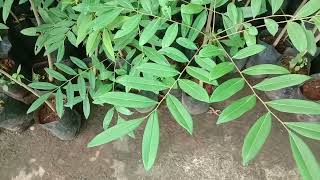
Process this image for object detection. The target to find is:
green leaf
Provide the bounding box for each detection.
[287,22,308,53]
[266,99,320,115]
[186,66,217,85]
[210,62,234,80]
[251,0,262,17]
[55,63,77,76]
[45,68,67,81]
[65,82,74,108]
[199,45,225,58]
[296,0,320,18]
[103,108,114,130]
[233,44,266,59]
[264,19,279,36]
[159,47,189,63]
[87,118,144,147]
[93,92,157,108]
[102,29,115,61]
[115,106,133,116]
[142,112,160,171]
[253,74,311,91]
[242,113,272,165]
[217,95,256,124]
[0,23,9,30]
[242,64,290,76]
[136,63,179,77]
[86,30,100,55]
[181,3,204,14]
[195,56,216,71]
[166,94,193,134]
[162,23,178,48]
[289,131,320,180]
[210,78,245,102]
[188,10,207,41]
[83,94,90,119]
[139,18,162,46]
[286,122,320,141]
[143,47,169,65]
[88,70,96,90]
[176,37,198,50]
[116,75,168,91]
[91,9,122,31]
[305,29,317,56]
[269,0,284,14]
[55,88,64,118]
[20,27,37,36]
[27,93,51,114]
[78,75,86,99]
[29,82,58,90]
[114,14,142,39]
[2,0,14,22]
[70,56,88,69]
[178,79,209,102]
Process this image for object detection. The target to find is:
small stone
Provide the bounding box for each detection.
[30,126,35,131]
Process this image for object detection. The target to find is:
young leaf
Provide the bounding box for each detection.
[55,88,64,118]
[181,3,204,14]
[166,94,193,134]
[143,47,169,65]
[287,22,308,53]
[176,37,198,50]
[55,63,77,75]
[289,131,320,180]
[217,95,256,124]
[93,92,157,108]
[210,78,245,102]
[136,63,179,77]
[83,94,90,119]
[142,112,160,171]
[159,47,189,62]
[103,108,114,130]
[116,75,168,91]
[253,74,311,91]
[199,45,225,58]
[45,68,67,81]
[2,0,14,22]
[210,62,234,80]
[296,0,320,18]
[70,56,88,69]
[264,19,279,36]
[242,64,290,76]
[188,10,207,41]
[27,93,51,114]
[139,18,162,46]
[178,79,209,102]
[233,44,266,59]
[87,118,144,147]
[162,23,178,48]
[286,122,320,141]
[269,0,284,14]
[251,0,262,17]
[29,82,58,90]
[266,99,320,115]
[102,29,115,61]
[114,14,142,39]
[242,113,272,166]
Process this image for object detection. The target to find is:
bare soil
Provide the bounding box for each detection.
[301,79,320,101]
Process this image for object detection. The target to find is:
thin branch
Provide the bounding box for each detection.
[245,0,251,7]
[10,11,20,23]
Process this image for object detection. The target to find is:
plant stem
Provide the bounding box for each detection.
[0,69,56,112]
[316,33,320,43]
[28,0,54,82]
[203,3,214,45]
[245,0,251,7]
[272,0,308,47]
[10,11,20,23]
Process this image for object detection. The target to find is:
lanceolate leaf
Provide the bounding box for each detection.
[143,47,169,65]
[181,3,204,14]
[195,56,216,71]
[199,45,225,58]
[287,22,308,53]
[2,0,14,22]
[159,47,189,62]
[269,0,284,14]
[114,14,142,39]
[178,79,209,102]
[264,19,279,36]
[176,37,198,50]
[296,0,320,18]
[116,75,168,91]
[142,112,160,171]
[166,94,193,134]
[242,113,272,166]
[65,82,74,108]
[87,118,144,147]
[136,63,179,77]
[186,66,216,84]
[78,75,86,99]
[188,10,207,41]
[102,29,115,60]
[27,93,51,114]
[242,64,290,76]
[162,23,178,48]
[253,74,311,91]
[83,95,90,119]
[289,131,320,180]
[139,18,162,46]
[286,122,320,141]
[45,68,67,81]
[70,56,88,69]
[210,78,245,102]
[55,88,64,118]
[55,63,77,75]
[233,44,266,59]
[93,92,158,108]
[251,0,262,17]
[217,95,256,124]
[103,107,114,130]
[29,82,58,90]
[266,99,320,115]
[210,62,234,80]
[91,9,122,31]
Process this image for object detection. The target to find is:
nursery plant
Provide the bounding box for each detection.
[1,0,320,179]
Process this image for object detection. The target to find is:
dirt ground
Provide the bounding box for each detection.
[1,88,320,180]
